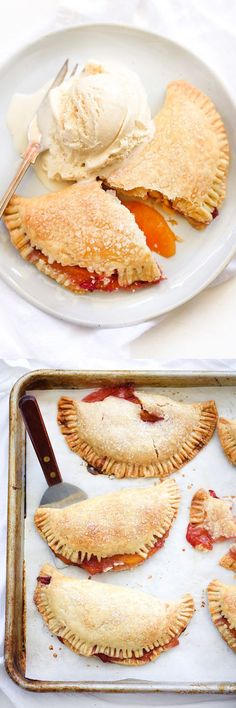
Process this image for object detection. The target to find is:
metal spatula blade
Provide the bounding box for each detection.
[19,394,87,508]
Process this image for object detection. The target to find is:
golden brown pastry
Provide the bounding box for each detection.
[103,81,229,227]
[2,181,161,293]
[57,385,217,478]
[208,579,236,652]
[186,488,236,551]
[34,564,195,664]
[34,479,180,574]
[219,544,236,573]
[217,417,236,466]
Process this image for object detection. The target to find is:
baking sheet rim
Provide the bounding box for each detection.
[5,367,236,693]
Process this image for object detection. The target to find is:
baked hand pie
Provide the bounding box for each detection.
[34,564,195,664]
[186,488,236,551]
[208,580,236,652]
[2,181,161,293]
[219,545,236,574]
[34,479,180,574]
[57,385,217,478]
[102,81,229,228]
[217,417,236,466]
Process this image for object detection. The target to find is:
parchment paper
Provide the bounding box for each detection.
[25,385,236,684]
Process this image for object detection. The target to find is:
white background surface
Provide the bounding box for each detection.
[0,0,236,706]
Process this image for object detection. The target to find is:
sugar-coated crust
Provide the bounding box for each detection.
[219,544,236,573]
[57,392,217,479]
[34,479,180,566]
[34,564,195,664]
[207,579,236,652]
[217,417,236,466]
[103,80,229,226]
[2,181,160,289]
[189,489,236,551]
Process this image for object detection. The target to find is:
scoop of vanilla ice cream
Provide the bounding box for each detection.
[41,60,154,181]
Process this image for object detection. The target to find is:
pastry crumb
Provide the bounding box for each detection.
[53,653,58,658]
[49,645,53,650]
[168,217,178,226]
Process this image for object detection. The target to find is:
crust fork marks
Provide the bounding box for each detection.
[168,81,229,225]
[217,417,236,466]
[34,566,195,664]
[3,186,161,290]
[34,478,180,567]
[3,198,34,260]
[57,594,194,665]
[189,488,209,525]
[3,197,88,294]
[57,395,217,479]
[105,80,229,227]
[207,579,236,652]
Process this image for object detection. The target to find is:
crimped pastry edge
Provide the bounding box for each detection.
[166,81,229,225]
[106,80,230,227]
[34,479,180,566]
[217,417,236,466]
[57,395,217,479]
[34,567,195,663]
[207,579,236,652]
[3,195,160,291]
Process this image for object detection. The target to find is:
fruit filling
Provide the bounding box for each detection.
[37,575,51,585]
[82,384,164,424]
[55,531,169,574]
[215,615,236,639]
[82,383,140,404]
[121,200,177,257]
[229,547,236,561]
[187,489,232,550]
[96,636,179,664]
[28,248,160,292]
[186,523,213,550]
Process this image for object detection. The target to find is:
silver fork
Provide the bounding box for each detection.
[0,59,78,218]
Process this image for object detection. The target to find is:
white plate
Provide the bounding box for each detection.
[0,24,236,328]
[25,383,236,686]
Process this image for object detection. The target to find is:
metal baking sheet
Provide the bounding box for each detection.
[5,370,236,693]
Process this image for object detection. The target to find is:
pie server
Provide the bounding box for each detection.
[19,394,87,508]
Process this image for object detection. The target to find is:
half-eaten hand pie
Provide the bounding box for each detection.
[186,488,236,551]
[57,385,217,478]
[219,545,236,574]
[102,81,229,228]
[34,479,180,574]
[2,181,161,293]
[208,579,236,652]
[34,564,195,664]
[217,417,236,466]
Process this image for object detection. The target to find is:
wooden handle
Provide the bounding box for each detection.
[19,394,63,486]
[0,142,40,218]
